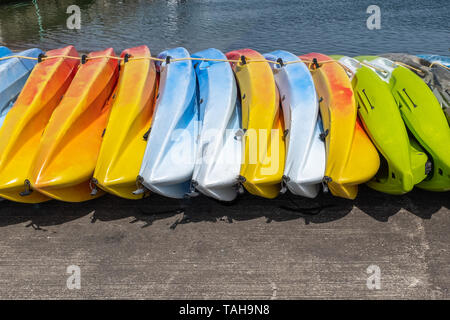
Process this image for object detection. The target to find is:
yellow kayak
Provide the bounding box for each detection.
[226,49,285,199]
[93,46,158,199]
[30,48,119,202]
[0,46,80,203]
[300,53,380,199]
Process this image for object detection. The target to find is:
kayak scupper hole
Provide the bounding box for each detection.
[391,172,396,179]
[282,95,286,101]
[242,94,246,100]
[199,98,204,104]
[438,168,443,176]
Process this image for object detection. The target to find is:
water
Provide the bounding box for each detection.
[0,0,449,55]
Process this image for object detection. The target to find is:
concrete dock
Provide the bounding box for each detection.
[0,186,448,299]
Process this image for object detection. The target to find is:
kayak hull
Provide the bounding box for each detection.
[0,48,43,127]
[191,48,242,202]
[357,56,450,192]
[380,53,450,125]
[31,48,119,202]
[0,46,80,203]
[264,50,325,198]
[226,49,285,199]
[301,53,379,199]
[0,47,12,57]
[93,46,158,200]
[338,56,428,195]
[138,47,199,199]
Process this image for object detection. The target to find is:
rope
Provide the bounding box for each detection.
[1,52,381,79]
[0,55,41,61]
[171,57,239,63]
[429,61,450,70]
[0,53,345,70]
[359,61,389,74]
[393,61,425,75]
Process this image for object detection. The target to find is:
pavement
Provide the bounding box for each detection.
[0,186,448,299]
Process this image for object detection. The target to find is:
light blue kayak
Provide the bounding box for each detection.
[264,50,325,198]
[0,47,43,127]
[0,47,12,57]
[190,48,242,201]
[417,54,450,67]
[137,47,200,199]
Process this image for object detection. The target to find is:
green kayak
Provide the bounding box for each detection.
[332,55,429,195]
[355,56,450,192]
[380,53,450,125]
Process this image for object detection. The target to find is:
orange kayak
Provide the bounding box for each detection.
[93,46,158,199]
[30,48,119,202]
[300,53,380,199]
[0,46,79,203]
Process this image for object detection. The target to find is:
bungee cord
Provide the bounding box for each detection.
[1,52,448,73]
[0,53,356,71]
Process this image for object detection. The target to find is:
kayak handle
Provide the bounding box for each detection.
[19,180,33,197]
[38,53,46,63]
[362,89,374,109]
[402,88,417,108]
[277,58,284,67]
[319,129,329,141]
[143,127,151,141]
[312,58,320,69]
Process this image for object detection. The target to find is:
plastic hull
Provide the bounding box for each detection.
[0,47,12,57]
[191,48,242,201]
[338,56,428,194]
[300,53,379,199]
[93,46,158,199]
[357,56,450,191]
[264,50,325,198]
[381,53,450,125]
[138,47,199,199]
[226,49,285,199]
[30,48,119,202]
[0,46,79,203]
[0,48,43,127]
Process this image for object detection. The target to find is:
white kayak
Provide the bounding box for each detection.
[137,47,200,199]
[264,50,325,198]
[190,48,242,201]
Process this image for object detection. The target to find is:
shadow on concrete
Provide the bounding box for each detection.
[0,199,94,229]
[355,185,449,222]
[0,186,448,229]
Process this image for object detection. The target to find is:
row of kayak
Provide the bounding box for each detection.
[0,45,448,204]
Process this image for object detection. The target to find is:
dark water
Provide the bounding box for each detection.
[0,0,448,56]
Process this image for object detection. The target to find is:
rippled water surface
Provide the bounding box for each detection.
[0,0,448,55]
